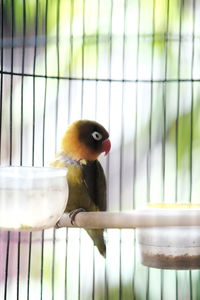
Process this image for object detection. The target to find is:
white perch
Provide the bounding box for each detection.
[56,210,200,229]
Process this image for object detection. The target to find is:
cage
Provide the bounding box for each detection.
[0,0,200,299]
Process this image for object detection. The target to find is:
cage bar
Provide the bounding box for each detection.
[1,0,200,299]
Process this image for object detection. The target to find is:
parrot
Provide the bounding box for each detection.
[51,120,111,257]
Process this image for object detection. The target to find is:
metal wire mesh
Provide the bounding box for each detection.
[0,0,200,299]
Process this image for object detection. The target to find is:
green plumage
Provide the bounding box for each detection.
[65,160,107,257]
[52,119,110,257]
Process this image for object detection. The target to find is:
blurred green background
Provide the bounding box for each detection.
[1,0,200,299]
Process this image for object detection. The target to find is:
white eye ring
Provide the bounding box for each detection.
[92,131,102,141]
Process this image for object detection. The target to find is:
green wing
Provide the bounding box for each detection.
[82,160,107,211]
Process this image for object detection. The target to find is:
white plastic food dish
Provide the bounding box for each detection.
[0,166,68,231]
[137,203,200,270]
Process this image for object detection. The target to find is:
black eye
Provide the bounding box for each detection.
[92,131,102,141]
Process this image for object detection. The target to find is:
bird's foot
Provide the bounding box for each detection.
[55,219,61,229]
[69,208,86,225]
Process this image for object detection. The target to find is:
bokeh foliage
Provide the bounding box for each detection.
[1,0,200,299]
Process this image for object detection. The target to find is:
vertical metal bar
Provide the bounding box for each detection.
[161,0,170,299]
[175,0,183,204]
[78,2,86,299]
[40,1,48,299]
[107,0,113,179]
[94,0,100,120]
[64,230,68,300]
[189,1,196,298]
[67,0,74,123]
[0,0,4,162]
[40,230,44,300]
[146,0,155,299]
[132,0,140,298]
[4,231,10,300]
[175,0,184,300]
[55,0,60,149]
[189,0,195,204]
[175,2,183,300]
[64,1,74,299]
[17,3,26,297]
[9,0,14,165]
[92,1,101,298]
[17,232,21,300]
[20,0,26,166]
[162,0,170,219]
[105,1,113,299]
[92,245,95,300]
[51,229,56,300]
[77,227,81,300]
[51,51,60,295]
[147,0,155,206]
[27,232,32,300]
[51,1,61,299]
[32,0,39,167]
[28,1,39,299]
[80,0,85,118]
[5,0,15,297]
[119,1,127,299]
[42,0,48,168]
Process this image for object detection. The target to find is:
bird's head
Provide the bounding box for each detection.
[61,120,111,161]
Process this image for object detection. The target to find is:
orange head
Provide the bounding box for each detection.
[61,120,111,161]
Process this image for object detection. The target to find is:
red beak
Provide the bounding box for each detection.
[102,139,111,155]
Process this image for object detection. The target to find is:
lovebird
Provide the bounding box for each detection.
[51,120,111,257]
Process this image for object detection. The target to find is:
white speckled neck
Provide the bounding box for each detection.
[55,152,83,167]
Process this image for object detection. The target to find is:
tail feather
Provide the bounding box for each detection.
[86,229,106,257]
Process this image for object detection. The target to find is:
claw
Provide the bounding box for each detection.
[55,220,61,229]
[69,208,86,225]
